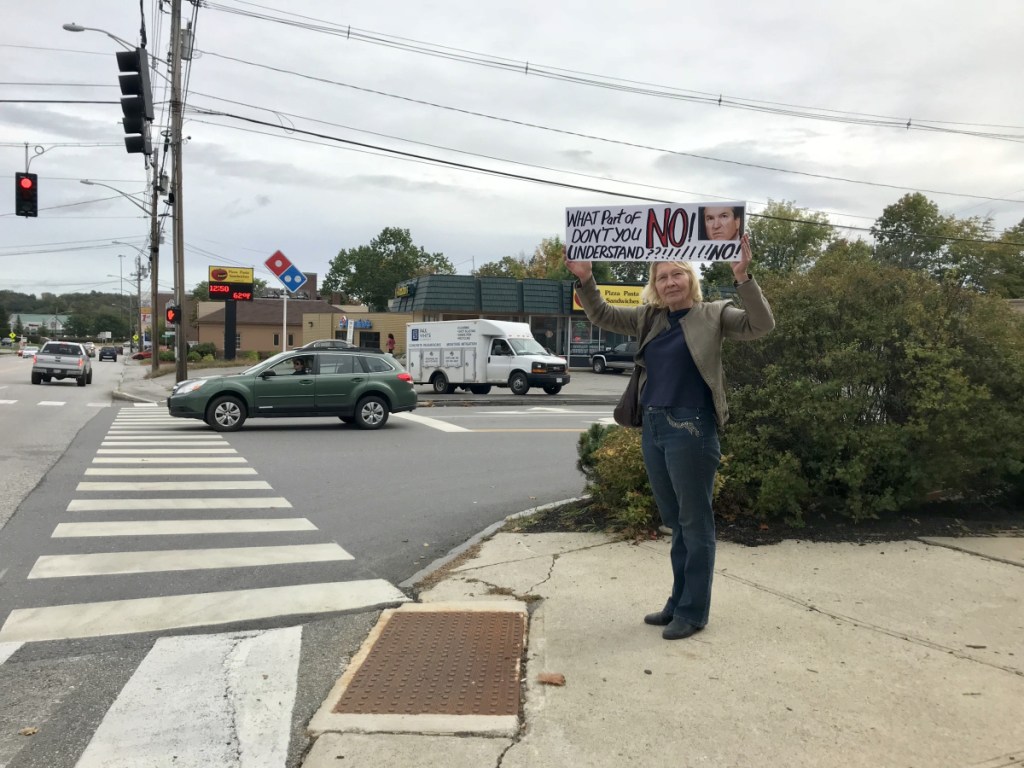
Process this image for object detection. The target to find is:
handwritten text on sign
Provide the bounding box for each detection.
[565,202,745,262]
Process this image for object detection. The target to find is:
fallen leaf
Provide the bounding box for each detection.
[537,672,566,686]
[19,727,38,736]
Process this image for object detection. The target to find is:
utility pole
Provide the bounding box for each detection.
[149,145,161,374]
[170,0,188,382]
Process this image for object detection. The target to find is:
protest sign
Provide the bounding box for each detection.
[565,202,745,262]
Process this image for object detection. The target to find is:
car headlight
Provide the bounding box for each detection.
[172,379,207,395]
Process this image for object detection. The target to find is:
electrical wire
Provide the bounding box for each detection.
[202,0,1024,142]
[193,51,1024,206]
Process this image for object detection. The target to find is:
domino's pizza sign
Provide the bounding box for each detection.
[264,250,308,293]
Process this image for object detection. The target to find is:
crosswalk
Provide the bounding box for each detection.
[0,403,408,644]
[0,403,414,766]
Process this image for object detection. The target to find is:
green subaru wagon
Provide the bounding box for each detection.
[168,349,417,432]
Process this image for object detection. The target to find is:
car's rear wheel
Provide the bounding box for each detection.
[86,370,93,384]
[77,373,86,387]
[468,384,492,395]
[354,395,389,429]
[31,372,41,385]
[206,395,246,432]
[509,371,530,395]
[543,384,562,395]
[592,358,606,374]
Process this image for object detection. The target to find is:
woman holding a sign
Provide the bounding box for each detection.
[565,233,774,640]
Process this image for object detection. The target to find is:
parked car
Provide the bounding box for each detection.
[20,345,39,359]
[168,349,417,432]
[98,345,119,361]
[590,341,638,374]
[131,350,152,360]
[300,339,357,351]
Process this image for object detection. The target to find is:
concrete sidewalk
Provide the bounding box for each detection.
[112,358,1024,766]
[303,529,1024,768]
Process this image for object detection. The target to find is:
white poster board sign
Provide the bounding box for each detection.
[566,202,745,262]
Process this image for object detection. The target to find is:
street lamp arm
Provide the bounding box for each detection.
[80,179,151,215]
[62,23,134,51]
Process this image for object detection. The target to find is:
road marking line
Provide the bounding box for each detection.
[53,518,317,537]
[68,497,292,511]
[29,542,353,578]
[0,641,21,666]
[469,428,586,432]
[91,456,247,464]
[392,412,471,432]
[75,627,301,768]
[76,480,271,491]
[97,448,237,454]
[0,580,409,642]
[86,403,111,408]
[38,401,66,406]
[83,467,257,476]
[103,434,224,440]
[0,400,15,405]
[100,441,227,447]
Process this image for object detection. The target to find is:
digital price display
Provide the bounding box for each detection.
[208,266,255,302]
[208,282,254,301]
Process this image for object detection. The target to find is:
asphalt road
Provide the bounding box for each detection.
[0,367,613,768]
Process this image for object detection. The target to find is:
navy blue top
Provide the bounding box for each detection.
[640,308,713,409]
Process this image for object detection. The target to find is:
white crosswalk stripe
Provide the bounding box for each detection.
[52,518,318,537]
[29,543,354,578]
[68,497,292,511]
[0,580,407,642]
[83,467,258,476]
[74,628,302,768]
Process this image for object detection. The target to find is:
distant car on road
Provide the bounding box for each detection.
[20,345,38,359]
[98,346,119,361]
[168,348,417,432]
[31,341,92,386]
[131,350,153,360]
[84,342,96,358]
[590,341,638,374]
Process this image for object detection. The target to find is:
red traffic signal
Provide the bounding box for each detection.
[165,305,182,324]
[15,172,38,217]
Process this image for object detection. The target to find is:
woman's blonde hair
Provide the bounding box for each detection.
[640,261,703,307]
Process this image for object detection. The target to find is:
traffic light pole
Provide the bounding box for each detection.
[170,0,188,383]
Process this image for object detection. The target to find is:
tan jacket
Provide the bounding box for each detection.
[575,275,775,427]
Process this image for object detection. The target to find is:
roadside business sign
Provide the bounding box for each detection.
[208,265,255,301]
[264,250,307,293]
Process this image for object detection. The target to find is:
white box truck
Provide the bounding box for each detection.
[406,319,570,395]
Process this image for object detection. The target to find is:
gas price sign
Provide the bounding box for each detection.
[208,266,255,301]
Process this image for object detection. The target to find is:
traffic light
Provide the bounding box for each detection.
[116,47,154,155]
[15,172,38,217]
[165,305,182,325]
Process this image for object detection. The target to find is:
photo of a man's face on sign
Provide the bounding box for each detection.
[698,206,744,241]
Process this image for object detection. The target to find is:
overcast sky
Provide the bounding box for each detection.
[2,0,1022,300]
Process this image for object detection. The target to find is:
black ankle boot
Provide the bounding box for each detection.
[662,618,703,640]
[643,610,673,626]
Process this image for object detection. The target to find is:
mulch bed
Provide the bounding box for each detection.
[511,499,1024,547]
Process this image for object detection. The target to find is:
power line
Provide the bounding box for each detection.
[203,0,1024,142]
[187,107,1023,247]
[192,53,1024,205]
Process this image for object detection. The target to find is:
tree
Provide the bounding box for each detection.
[870,193,949,275]
[476,235,615,284]
[747,200,833,274]
[982,219,1024,298]
[323,228,454,311]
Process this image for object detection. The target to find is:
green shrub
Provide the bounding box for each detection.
[720,253,1024,524]
[575,424,658,537]
[158,350,175,362]
[192,342,216,358]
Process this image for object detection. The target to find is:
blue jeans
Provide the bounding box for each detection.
[641,406,721,627]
